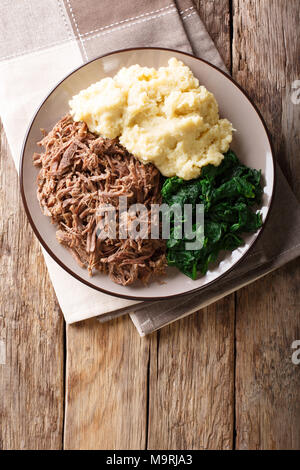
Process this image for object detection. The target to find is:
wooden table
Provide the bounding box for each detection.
[1,0,299,450]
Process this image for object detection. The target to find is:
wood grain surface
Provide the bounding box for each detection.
[232,0,300,450]
[197,0,231,69]
[0,0,299,450]
[0,124,64,450]
[147,298,235,450]
[64,317,150,450]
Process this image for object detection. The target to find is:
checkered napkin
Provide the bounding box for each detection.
[0,0,299,335]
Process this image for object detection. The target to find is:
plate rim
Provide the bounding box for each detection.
[20,46,277,301]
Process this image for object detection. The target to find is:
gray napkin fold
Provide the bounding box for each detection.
[94,1,300,335]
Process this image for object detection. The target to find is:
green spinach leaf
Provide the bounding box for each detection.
[162,150,263,279]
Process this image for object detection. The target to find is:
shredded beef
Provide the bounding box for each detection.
[33,114,166,286]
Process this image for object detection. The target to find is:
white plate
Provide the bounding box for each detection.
[20,47,275,300]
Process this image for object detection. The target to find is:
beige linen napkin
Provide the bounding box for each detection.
[0,0,299,333]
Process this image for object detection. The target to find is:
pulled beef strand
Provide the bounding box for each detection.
[33,115,166,286]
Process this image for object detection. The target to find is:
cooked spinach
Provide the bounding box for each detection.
[161,150,263,280]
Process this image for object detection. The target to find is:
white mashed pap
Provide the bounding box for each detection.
[70,58,233,180]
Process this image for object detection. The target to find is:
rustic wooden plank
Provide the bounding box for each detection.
[64,317,150,450]
[147,1,235,450]
[147,298,235,450]
[233,0,300,449]
[196,0,232,69]
[0,123,64,450]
